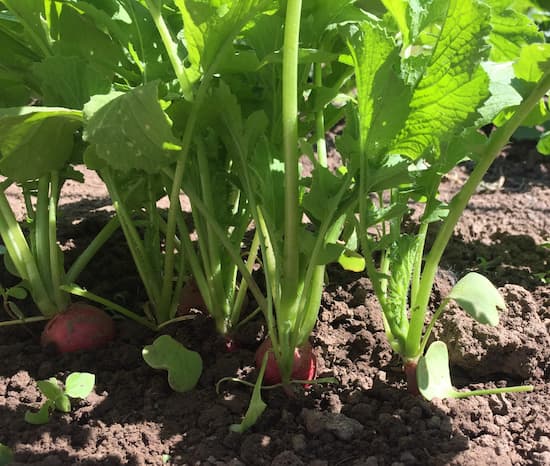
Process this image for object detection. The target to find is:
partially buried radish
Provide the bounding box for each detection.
[255,337,316,385]
[177,279,207,315]
[41,303,115,353]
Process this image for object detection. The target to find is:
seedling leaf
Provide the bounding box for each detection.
[0,443,13,466]
[64,372,95,399]
[448,272,503,326]
[24,400,54,425]
[142,335,202,392]
[418,342,534,400]
[54,394,71,413]
[417,341,455,400]
[37,378,64,401]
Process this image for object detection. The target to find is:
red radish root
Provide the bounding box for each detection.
[255,337,316,385]
[41,303,115,353]
[177,279,207,315]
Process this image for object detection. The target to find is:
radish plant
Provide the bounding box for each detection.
[70,0,269,334]
[0,3,126,352]
[343,0,547,397]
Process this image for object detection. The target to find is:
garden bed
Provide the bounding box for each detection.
[0,146,548,466]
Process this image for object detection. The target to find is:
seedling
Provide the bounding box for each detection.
[25,372,95,424]
[0,4,121,349]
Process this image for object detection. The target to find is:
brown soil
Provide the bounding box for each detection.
[0,144,549,466]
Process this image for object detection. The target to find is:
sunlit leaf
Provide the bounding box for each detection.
[417,341,456,400]
[64,372,95,399]
[448,272,504,326]
[390,0,491,160]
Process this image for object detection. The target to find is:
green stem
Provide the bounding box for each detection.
[452,384,534,398]
[0,315,49,327]
[47,172,66,310]
[0,192,56,315]
[410,221,429,311]
[314,62,328,167]
[231,229,261,328]
[418,298,450,356]
[281,0,302,302]
[35,176,52,293]
[102,169,161,313]
[60,284,157,330]
[183,186,268,315]
[405,71,550,359]
[158,74,213,324]
[144,0,193,101]
[64,216,120,284]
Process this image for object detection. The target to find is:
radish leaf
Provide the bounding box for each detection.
[448,272,503,326]
[65,372,95,399]
[142,335,202,392]
[417,341,455,400]
[83,82,181,174]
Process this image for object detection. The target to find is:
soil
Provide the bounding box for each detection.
[0,142,549,466]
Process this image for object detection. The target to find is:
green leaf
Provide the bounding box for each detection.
[485,0,543,62]
[417,341,456,400]
[142,335,202,392]
[6,286,27,300]
[64,372,95,399]
[32,56,112,108]
[0,108,82,182]
[230,350,268,432]
[418,341,534,400]
[37,378,64,401]
[83,82,182,174]
[448,272,504,326]
[54,5,122,74]
[477,61,523,126]
[513,43,550,83]
[174,0,274,81]
[537,131,550,155]
[54,394,71,413]
[387,235,418,335]
[0,443,13,466]
[338,249,365,272]
[390,0,491,160]
[345,18,410,163]
[2,0,52,57]
[302,164,347,223]
[24,399,54,425]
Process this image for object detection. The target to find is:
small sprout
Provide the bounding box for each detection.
[25,372,95,424]
[142,335,202,392]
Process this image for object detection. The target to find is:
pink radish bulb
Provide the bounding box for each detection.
[255,337,316,385]
[41,303,115,353]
